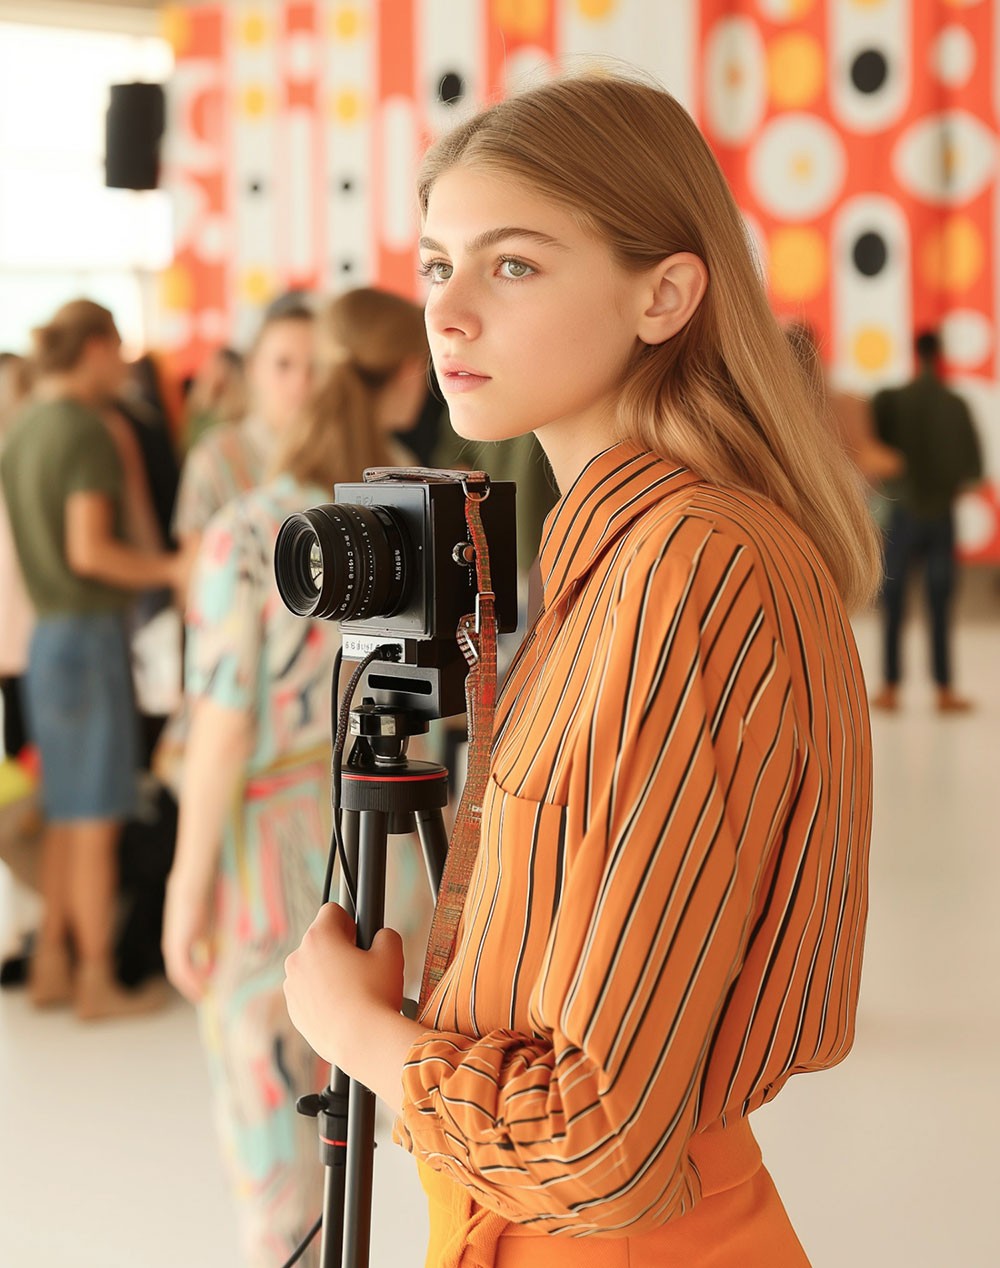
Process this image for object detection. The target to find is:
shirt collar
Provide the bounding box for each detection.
[538,443,701,608]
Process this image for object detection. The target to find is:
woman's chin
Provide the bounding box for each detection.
[447,414,535,446]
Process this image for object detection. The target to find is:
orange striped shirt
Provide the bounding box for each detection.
[396,444,872,1242]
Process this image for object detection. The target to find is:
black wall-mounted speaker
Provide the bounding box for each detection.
[105,82,165,191]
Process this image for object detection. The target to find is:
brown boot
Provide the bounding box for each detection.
[75,961,168,1022]
[937,688,973,714]
[29,942,74,1008]
[871,686,900,712]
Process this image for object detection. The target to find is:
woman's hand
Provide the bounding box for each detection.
[284,904,405,1071]
[162,876,215,1003]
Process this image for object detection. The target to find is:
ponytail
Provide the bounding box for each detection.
[275,288,428,491]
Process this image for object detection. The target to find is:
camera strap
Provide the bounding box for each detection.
[364,466,497,1009]
[423,472,497,1006]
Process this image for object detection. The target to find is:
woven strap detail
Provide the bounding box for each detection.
[418,481,497,1009]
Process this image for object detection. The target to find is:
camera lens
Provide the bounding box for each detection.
[274,503,410,621]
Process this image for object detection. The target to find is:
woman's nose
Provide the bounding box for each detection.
[426,276,481,341]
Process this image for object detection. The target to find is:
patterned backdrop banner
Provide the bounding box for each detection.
[160,0,1000,561]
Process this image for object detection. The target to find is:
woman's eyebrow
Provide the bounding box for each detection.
[418,227,569,254]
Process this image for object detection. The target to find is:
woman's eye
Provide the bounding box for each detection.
[498,257,534,280]
[419,259,453,283]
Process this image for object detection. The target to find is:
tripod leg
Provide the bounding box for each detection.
[414,807,448,898]
[342,810,388,1268]
[317,810,360,1268]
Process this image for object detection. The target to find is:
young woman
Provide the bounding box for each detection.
[162,288,430,1268]
[0,300,184,1019]
[156,305,319,791]
[282,76,880,1266]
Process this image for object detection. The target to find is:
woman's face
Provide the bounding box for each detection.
[421,167,644,485]
[249,318,316,431]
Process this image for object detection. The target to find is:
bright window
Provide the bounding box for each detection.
[0,22,173,355]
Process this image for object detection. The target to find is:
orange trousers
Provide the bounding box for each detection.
[419,1119,810,1267]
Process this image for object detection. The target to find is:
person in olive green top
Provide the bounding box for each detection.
[871,329,983,713]
[0,299,185,1019]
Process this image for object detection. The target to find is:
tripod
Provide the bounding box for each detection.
[297,699,449,1268]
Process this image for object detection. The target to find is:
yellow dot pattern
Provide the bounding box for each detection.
[240,11,268,46]
[160,6,192,57]
[332,89,366,124]
[852,326,893,372]
[332,6,365,40]
[242,269,273,306]
[160,264,194,312]
[791,151,815,182]
[493,0,550,41]
[769,227,827,302]
[919,215,984,292]
[577,0,617,19]
[241,85,270,119]
[768,33,824,109]
[763,0,815,19]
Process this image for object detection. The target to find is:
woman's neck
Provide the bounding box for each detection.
[533,399,620,495]
[38,373,100,408]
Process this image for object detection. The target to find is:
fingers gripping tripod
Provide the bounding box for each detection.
[296,701,448,1268]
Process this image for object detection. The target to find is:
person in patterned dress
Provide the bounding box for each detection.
[162,288,431,1268]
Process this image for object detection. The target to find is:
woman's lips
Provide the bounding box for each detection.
[440,369,491,393]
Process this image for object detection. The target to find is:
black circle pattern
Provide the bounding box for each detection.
[853,232,888,277]
[248,179,264,195]
[851,49,888,94]
[438,71,465,105]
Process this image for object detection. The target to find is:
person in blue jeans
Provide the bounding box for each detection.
[871,330,983,713]
[1,299,186,1018]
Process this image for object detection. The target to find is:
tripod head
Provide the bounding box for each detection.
[347,698,427,768]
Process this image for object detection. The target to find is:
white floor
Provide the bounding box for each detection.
[1,593,998,1268]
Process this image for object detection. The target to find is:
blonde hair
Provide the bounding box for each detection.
[277,288,428,490]
[418,75,882,609]
[31,299,118,376]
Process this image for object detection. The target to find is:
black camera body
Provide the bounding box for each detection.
[274,470,518,719]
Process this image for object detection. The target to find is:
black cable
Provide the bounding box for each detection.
[322,647,345,907]
[280,1214,323,1268]
[324,644,403,915]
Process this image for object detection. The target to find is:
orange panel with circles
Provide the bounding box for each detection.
[161,0,1000,560]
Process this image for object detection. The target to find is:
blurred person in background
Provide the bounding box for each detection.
[871,329,983,713]
[173,308,315,557]
[0,299,185,1020]
[0,353,35,765]
[162,288,429,1268]
[155,306,319,791]
[183,345,247,453]
[120,352,183,550]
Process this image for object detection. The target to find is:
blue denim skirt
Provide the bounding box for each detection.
[24,612,139,821]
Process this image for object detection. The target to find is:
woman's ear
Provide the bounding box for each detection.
[636,252,708,347]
